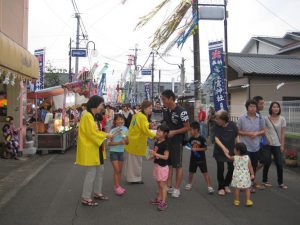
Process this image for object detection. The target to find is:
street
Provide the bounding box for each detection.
[0,146,299,225]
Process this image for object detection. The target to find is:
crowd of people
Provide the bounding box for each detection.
[1,90,288,211]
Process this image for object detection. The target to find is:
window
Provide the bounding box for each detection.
[174,86,178,93]
[160,86,164,92]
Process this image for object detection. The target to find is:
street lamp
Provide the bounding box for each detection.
[86,41,98,57]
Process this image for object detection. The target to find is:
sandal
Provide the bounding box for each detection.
[81,199,99,207]
[263,182,273,187]
[94,194,109,200]
[279,184,288,190]
[218,189,225,196]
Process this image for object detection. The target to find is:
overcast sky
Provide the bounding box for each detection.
[28,0,300,85]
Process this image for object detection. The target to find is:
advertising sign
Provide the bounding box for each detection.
[34,49,45,90]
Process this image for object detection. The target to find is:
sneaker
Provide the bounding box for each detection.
[234,200,240,206]
[224,186,231,193]
[246,199,254,207]
[208,187,214,195]
[150,198,161,205]
[171,188,180,198]
[157,202,168,211]
[185,183,192,190]
[167,186,173,194]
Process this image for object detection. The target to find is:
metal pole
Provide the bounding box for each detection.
[69,38,72,82]
[180,57,186,96]
[75,13,80,79]
[158,69,161,95]
[151,51,155,104]
[193,0,201,118]
[224,0,229,106]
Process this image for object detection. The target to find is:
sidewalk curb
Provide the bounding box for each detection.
[0,155,56,209]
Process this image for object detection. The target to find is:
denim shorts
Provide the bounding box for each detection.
[110,152,124,162]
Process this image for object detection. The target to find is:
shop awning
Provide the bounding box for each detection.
[0,32,39,80]
[27,86,65,99]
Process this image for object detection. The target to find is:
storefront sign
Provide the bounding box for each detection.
[208,41,228,111]
[34,49,45,90]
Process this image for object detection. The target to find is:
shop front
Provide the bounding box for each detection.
[0,31,39,152]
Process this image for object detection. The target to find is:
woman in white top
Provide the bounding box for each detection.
[263,102,288,189]
[105,105,114,132]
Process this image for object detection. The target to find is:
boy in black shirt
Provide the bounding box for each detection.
[185,121,214,194]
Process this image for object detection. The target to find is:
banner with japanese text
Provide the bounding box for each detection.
[34,49,45,90]
[208,41,228,111]
[144,83,151,101]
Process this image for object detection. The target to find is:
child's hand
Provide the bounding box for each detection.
[149,150,155,156]
[106,133,114,140]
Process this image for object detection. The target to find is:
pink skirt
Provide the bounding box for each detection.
[153,164,169,182]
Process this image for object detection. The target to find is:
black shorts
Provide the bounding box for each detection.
[189,154,207,173]
[167,141,183,168]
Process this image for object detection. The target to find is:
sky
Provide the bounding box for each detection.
[28,0,300,86]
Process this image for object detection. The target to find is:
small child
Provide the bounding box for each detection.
[149,125,170,211]
[108,114,128,196]
[225,142,255,207]
[185,121,214,194]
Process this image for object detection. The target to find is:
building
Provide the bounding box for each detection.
[242,32,300,56]
[124,81,195,104]
[0,0,39,146]
[227,53,300,117]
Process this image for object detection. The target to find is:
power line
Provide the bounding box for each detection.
[254,0,299,30]
[156,51,180,66]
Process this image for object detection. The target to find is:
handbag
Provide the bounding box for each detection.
[259,115,268,148]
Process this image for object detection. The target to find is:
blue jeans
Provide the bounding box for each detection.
[199,121,207,137]
[262,146,283,185]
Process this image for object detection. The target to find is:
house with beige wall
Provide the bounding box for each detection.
[227,53,300,118]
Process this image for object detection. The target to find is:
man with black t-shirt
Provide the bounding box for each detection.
[161,90,189,198]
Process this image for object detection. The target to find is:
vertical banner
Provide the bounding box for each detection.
[98,73,106,97]
[208,41,228,111]
[34,49,45,90]
[144,83,151,101]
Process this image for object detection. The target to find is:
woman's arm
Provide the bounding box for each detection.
[215,136,229,155]
[248,159,255,180]
[192,146,207,152]
[280,127,285,153]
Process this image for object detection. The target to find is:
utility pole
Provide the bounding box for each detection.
[75,13,80,79]
[130,44,139,105]
[68,38,72,82]
[151,51,155,104]
[193,0,201,119]
[158,69,161,96]
[224,0,229,104]
[180,57,186,96]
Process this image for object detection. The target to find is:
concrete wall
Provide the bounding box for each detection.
[0,0,28,48]
[229,88,248,117]
[249,77,300,102]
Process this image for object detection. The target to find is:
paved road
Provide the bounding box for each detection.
[0,147,299,225]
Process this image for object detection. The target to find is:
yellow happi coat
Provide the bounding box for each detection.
[76,112,107,166]
[125,112,156,156]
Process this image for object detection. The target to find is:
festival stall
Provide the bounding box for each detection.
[27,86,74,153]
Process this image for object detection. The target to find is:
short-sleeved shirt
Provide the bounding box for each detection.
[237,113,265,152]
[188,135,207,161]
[265,116,286,147]
[162,105,189,143]
[214,121,238,162]
[109,126,128,152]
[154,140,169,167]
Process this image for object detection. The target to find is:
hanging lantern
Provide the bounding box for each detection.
[3,72,10,85]
[11,74,16,86]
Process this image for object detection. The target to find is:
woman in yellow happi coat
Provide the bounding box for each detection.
[124,100,156,183]
[76,95,113,206]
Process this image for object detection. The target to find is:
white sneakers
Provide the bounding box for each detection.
[185,183,192,190]
[171,188,181,198]
[167,187,181,198]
